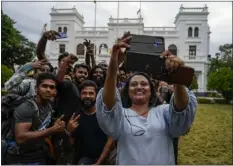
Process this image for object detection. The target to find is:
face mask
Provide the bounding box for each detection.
[81,98,96,109]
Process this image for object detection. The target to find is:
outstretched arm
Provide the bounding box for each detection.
[37,30,60,60]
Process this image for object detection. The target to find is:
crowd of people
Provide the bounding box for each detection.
[2,30,197,165]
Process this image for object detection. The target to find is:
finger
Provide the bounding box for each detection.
[121,31,130,40]
[114,42,130,50]
[51,35,57,40]
[173,62,180,70]
[169,61,174,68]
[70,113,75,120]
[165,58,170,67]
[169,61,175,72]
[59,114,64,120]
[74,122,79,127]
[40,59,48,63]
[53,31,60,37]
[161,50,171,58]
[121,36,132,44]
[169,57,184,66]
[74,115,80,122]
[60,121,65,126]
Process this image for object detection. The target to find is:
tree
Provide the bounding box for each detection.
[1,65,13,88]
[207,67,232,102]
[1,11,36,71]
[190,74,198,90]
[207,43,233,102]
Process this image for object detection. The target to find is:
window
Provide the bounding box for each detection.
[76,44,85,55]
[189,46,196,59]
[168,44,177,56]
[188,27,192,37]
[59,44,65,53]
[99,43,108,54]
[58,27,62,32]
[64,27,67,33]
[194,27,199,37]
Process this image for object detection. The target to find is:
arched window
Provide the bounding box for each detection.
[188,27,192,37]
[76,44,85,55]
[194,27,199,37]
[64,27,67,33]
[99,43,108,54]
[168,44,177,56]
[58,27,62,32]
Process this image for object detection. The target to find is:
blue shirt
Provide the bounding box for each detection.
[96,88,197,165]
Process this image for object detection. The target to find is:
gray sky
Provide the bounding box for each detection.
[2,1,232,56]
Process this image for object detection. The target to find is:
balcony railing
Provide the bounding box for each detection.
[144,27,176,31]
[109,18,143,24]
[81,27,108,31]
[183,55,207,61]
[76,31,108,37]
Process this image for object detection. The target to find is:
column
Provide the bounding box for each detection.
[201,72,205,92]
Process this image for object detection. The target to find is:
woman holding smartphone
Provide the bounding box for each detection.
[96,33,197,165]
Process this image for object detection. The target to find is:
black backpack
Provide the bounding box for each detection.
[1,94,32,139]
[1,94,32,164]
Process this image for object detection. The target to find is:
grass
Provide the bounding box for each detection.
[178,104,232,165]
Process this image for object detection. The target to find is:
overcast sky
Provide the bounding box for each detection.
[2,0,232,56]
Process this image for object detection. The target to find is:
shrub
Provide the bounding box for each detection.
[207,92,222,98]
[197,97,230,104]
[214,98,229,104]
[1,65,13,87]
[197,98,213,104]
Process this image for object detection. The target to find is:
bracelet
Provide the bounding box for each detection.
[64,129,71,136]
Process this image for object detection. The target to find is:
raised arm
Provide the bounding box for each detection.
[83,39,91,68]
[5,60,48,92]
[36,30,60,60]
[95,33,131,139]
[56,54,78,83]
[103,34,131,110]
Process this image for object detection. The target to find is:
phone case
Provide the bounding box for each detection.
[56,32,68,39]
[124,34,195,87]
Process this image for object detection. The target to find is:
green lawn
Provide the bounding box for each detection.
[178,104,232,165]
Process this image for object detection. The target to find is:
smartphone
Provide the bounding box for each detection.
[124,34,195,87]
[124,34,167,77]
[56,32,68,39]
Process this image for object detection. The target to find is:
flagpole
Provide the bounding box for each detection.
[139,0,141,34]
[94,0,97,57]
[117,1,119,39]
[140,0,141,18]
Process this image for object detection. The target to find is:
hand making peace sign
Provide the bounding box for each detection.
[66,113,80,133]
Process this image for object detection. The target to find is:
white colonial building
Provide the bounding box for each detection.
[48,5,211,92]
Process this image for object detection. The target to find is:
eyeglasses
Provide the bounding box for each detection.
[124,109,146,136]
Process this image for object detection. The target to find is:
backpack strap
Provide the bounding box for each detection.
[29,100,52,131]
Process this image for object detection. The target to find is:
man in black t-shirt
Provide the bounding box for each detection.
[52,53,82,164]
[5,73,66,165]
[66,80,114,165]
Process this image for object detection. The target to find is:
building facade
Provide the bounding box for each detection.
[48,5,211,92]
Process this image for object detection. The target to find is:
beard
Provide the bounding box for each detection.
[92,76,104,87]
[74,76,86,84]
[81,98,96,110]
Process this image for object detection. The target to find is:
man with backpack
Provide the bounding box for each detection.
[3,73,66,165]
